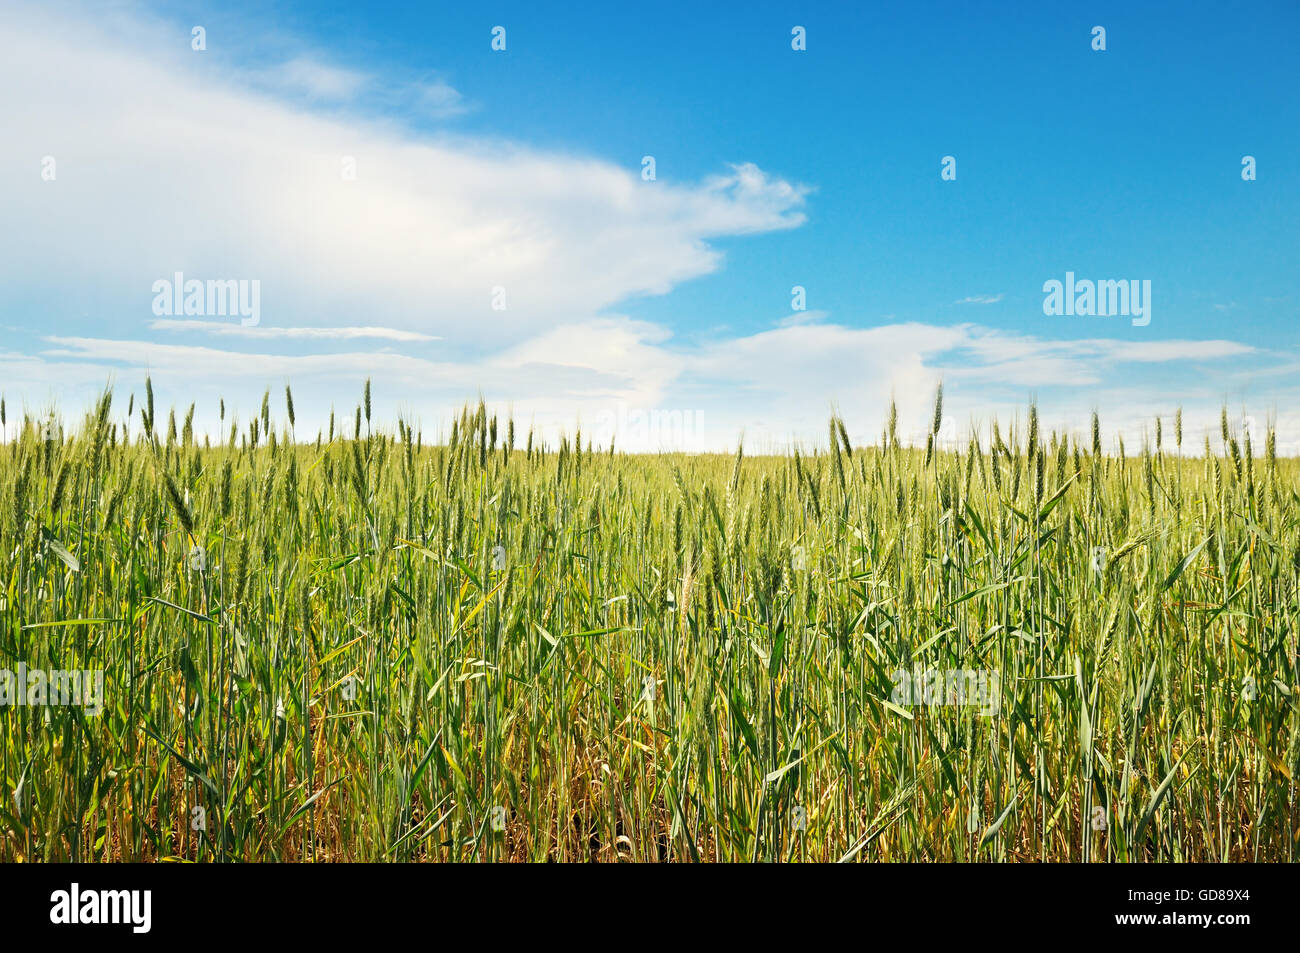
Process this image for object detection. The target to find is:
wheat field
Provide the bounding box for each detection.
[1,380,1297,862]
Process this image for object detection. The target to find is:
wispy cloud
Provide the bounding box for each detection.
[408,79,467,119]
[149,320,438,342]
[269,56,370,101]
[775,310,829,327]
[8,319,1288,453]
[955,294,1004,305]
[251,54,468,118]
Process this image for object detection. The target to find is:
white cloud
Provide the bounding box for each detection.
[255,56,469,118]
[270,56,371,101]
[935,328,1256,388]
[956,294,1004,305]
[775,310,829,328]
[149,319,438,342]
[5,319,1287,453]
[0,2,806,345]
[410,79,467,119]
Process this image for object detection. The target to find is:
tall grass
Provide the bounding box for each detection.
[0,382,1296,861]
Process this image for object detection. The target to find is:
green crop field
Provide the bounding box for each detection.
[1,380,1297,862]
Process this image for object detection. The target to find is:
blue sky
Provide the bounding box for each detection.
[2,0,1297,450]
